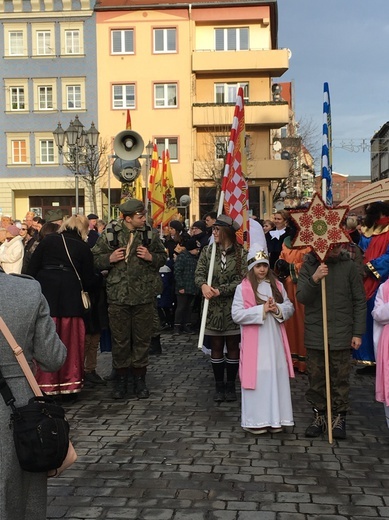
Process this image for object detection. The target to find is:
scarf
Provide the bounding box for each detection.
[239,278,294,390]
[376,281,389,406]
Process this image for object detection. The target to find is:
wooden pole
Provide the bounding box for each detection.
[321,276,333,444]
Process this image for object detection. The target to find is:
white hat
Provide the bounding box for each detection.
[247,244,270,271]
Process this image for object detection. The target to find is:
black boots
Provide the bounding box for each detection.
[332,414,346,439]
[149,335,162,355]
[213,382,225,402]
[134,375,150,399]
[305,409,327,437]
[225,382,237,402]
[112,374,128,400]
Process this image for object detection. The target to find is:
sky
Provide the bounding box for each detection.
[276,0,389,177]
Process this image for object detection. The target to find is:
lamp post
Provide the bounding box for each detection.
[53,115,99,214]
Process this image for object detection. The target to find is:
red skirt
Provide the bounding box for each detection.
[35,317,85,395]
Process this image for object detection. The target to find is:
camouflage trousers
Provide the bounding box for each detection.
[305,348,351,414]
[108,303,154,371]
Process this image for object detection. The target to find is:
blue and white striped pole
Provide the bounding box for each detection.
[321,82,333,206]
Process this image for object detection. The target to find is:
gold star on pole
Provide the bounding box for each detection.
[290,192,351,262]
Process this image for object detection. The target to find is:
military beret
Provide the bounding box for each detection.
[215,214,240,232]
[45,208,63,223]
[87,213,99,220]
[119,199,146,216]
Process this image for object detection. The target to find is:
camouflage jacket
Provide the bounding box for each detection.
[92,220,167,306]
[195,244,247,332]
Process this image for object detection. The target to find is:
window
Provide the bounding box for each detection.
[154,83,177,108]
[4,23,27,57]
[61,78,85,111]
[10,87,25,111]
[12,140,27,163]
[153,28,176,53]
[32,24,55,56]
[40,140,55,164]
[38,86,53,110]
[65,30,80,54]
[215,27,249,51]
[112,84,135,109]
[155,138,178,160]
[60,23,84,56]
[199,186,217,218]
[66,85,81,109]
[215,82,249,103]
[36,31,52,55]
[111,30,134,54]
[9,31,24,55]
[215,136,228,159]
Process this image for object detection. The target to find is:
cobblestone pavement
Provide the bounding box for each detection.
[47,332,389,520]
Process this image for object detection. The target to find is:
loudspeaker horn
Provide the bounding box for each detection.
[179,195,191,207]
[113,130,144,160]
[112,158,142,183]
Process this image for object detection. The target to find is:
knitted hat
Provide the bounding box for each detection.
[169,220,183,232]
[247,244,269,271]
[6,225,20,237]
[185,238,199,251]
[214,214,240,232]
[191,220,206,232]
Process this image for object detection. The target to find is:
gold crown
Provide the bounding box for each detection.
[248,250,269,265]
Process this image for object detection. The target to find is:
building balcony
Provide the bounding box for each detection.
[192,49,289,76]
[193,158,289,181]
[192,102,289,129]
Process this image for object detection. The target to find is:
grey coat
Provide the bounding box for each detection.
[0,270,66,520]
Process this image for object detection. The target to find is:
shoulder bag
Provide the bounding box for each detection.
[0,316,77,477]
[61,234,91,311]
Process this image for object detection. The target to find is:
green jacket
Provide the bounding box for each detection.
[195,243,247,332]
[92,220,167,306]
[296,251,366,350]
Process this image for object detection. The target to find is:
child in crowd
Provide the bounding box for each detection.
[231,246,295,435]
[174,238,200,334]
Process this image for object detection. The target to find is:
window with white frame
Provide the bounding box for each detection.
[32,24,55,56]
[40,139,55,163]
[61,78,85,111]
[36,31,52,55]
[67,85,81,109]
[111,29,134,54]
[38,86,53,110]
[60,23,84,56]
[112,84,135,109]
[154,83,177,108]
[65,30,80,54]
[4,24,27,57]
[9,31,24,55]
[10,87,25,111]
[215,27,249,51]
[155,138,178,160]
[11,139,28,164]
[214,82,249,103]
[153,28,176,53]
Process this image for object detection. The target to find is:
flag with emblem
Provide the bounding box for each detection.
[161,149,178,226]
[149,148,164,226]
[222,87,249,247]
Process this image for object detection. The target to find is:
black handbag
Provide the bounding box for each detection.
[9,395,70,472]
[0,317,72,473]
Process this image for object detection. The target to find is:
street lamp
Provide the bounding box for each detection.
[53,115,100,214]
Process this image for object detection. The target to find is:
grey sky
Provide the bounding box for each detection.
[276,0,389,176]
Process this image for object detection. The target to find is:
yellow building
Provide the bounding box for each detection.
[96,0,289,221]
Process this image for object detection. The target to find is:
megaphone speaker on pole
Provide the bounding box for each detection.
[113,130,144,160]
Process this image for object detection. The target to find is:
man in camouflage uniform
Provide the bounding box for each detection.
[93,199,167,399]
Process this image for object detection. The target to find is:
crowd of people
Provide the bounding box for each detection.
[2,200,389,444]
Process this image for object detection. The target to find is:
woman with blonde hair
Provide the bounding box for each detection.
[27,214,99,400]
